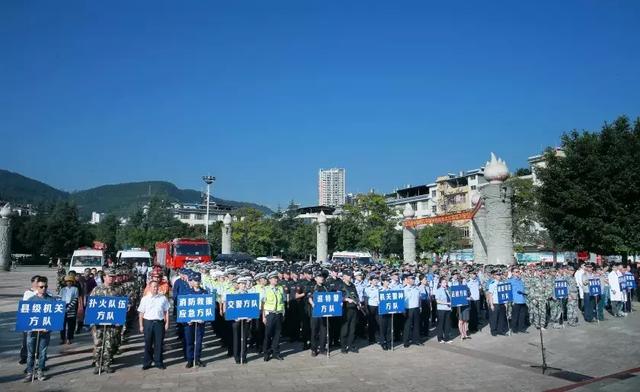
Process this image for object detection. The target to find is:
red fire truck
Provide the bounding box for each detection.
[155,238,211,270]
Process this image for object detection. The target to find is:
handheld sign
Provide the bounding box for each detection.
[450,285,470,307]
[16,300,66,332]
[497,282,513,304]
[554,280,569,299]
[177,293,216,323]
[85,296,128,325]
[625,273,637,290]
[589,278,601,296]
[378,290,406,315]
[225,293,260,321]
[312,291,343,317]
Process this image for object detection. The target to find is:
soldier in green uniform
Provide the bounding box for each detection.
[566,267,579,327]
[549,268,564,328]
[89,268,122,374]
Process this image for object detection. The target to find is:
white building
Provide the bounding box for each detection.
[90,212,106,224]
[171,202,235,227]
[318,168,346,207]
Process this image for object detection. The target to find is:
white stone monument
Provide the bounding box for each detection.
[316,211,328,262]
[0,204,12,272]
[402,203,417,264]
[221,213,232,255]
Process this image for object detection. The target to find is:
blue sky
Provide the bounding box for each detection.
[1,1,639,210]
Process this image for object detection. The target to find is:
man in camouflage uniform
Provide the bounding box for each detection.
[528,269,547,329]
[549,268,565,328]
[566,267,579,327]
[90,268,122,374]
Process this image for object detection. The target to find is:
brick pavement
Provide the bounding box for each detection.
[0,267,638,392]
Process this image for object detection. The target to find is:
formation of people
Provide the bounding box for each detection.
[17,258,639,382]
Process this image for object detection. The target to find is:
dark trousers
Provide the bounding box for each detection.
[356,303,367,338]
[143,319,164,366]
[224,320,234,356]
[61,317,76,341]
[310,317,327,351]
[263,313,282,356]
[367,305,379,342]
[437,309,451,341]
[583,295,594,321]
[184,322,204,362]
[431,297,438,323]
[301,305,311,344]
[252,317,265,351]
[232,320,249,363]
[419,300,430,336]
[403,308,421,345]
[511,303,527,333]
[489,304,508,335]
[340,306,357,350]
[378,314,391,345]
[469,299,480,332]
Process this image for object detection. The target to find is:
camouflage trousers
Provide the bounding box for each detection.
[549,299,562,328]
[529,299,547,328]
[93,326,119,367]
[566,299,579,326]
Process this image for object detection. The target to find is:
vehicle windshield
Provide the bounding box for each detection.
[119,257,152,266]
[175,244,210,256]
[71,255,103,267]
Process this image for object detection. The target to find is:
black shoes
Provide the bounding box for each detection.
[105,366,114,373]
[185,361,193,368]
[155,363,166,370]
[263,353,271,362]
[142,364,152,370]
[195,360,205,367]
[273,354,284,361]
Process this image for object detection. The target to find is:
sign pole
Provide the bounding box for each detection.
[595,296,599,324]
[390,313,394,351]
[560,304,565,329]
[240,319,244,365]
[506,303,512,336]
[195,323,199,364]
[31,331,40,383]
[326,317,330,358]
[99,325,106,375]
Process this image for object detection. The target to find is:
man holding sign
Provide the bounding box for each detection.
[137,280,169,370]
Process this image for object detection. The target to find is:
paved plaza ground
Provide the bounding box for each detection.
[0,267,638,392]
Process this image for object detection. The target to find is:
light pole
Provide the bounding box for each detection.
[202,175,216,237]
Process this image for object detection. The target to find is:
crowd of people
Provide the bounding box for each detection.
[17,258,639,383]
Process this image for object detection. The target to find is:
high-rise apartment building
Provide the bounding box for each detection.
[318,168,346,206]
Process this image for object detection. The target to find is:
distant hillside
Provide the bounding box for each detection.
[0,170,273,217]
[0,169,68,205]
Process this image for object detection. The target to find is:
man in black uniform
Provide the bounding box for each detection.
[339,270,360,353]
[299,269,313,350]
[325,268,342,347]
[308,271,328,356]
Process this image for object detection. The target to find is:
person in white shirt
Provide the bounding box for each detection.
[58,276,79,344]
[574,264,586,309]
[19,275,41,364]
[137,280,170,370]
[608,263,625,317]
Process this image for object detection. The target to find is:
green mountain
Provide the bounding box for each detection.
[0,169,273,217]
[0,169,68,205]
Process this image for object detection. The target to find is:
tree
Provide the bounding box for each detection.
[537,115,640,256]
[417,224,465,257]
[288,223,315,260]
[94,214,119,252]
[508,176,552,251]
[42,201,93,258]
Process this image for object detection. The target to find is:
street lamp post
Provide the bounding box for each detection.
[202,175,216,237]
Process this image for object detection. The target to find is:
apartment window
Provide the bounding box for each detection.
[470,185,476,190]
[431,190,436,197]
[194,214,203,220]
[469,175,476,180]
[462,227,470,238]
[180,214,190,220]
[432,205,437,213]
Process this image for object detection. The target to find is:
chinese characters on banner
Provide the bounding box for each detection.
[450,285,470,307]
[312,292,343,317]
[554,280,569,299]
[625,273,637,290]
[378,290,406,315]
[225,293,260,321]
[589,278,601,296]
[84,296,129,325]
[177,293,216,323]
[497,283,513,304]
[16,300,66,332]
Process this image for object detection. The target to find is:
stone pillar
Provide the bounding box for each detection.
[221,213,232,255]
[482,153,514,265]
[471,192,488,264]
[0,204,12,272]
[316,211,328,262]
[402,204,417,265]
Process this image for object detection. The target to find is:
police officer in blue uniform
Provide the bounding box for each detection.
[402,274,422,347]
[184,272,207,368]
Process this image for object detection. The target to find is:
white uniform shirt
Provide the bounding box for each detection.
[137,293,170,321]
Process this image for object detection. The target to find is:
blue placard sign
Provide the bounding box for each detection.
[378,290,406,315]
[497,283,513,304]
[16,300,66,332]
[589,278,601,296]
[554,280,569,299]
[177,293,216,323]
[450,285,470,307]
[85,296,129,325]
[625,273,637,290]
[312,291,343,317]
[225,293,260,320]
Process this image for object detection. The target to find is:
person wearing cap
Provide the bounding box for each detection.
[418,274,431,338]
[251,273,268,354]
[378,276,393,350]
[435,276,452,343]
[353,271,367,339]
[582,264,596,322]
[308,271,328,356]
[486,271,508,336]
[137,279,170,370]
[402,274,422,347]
[58,275,79,345]
[172,269,190,347]
[339,270,360,354]
[262,271,285,361]
[225,276,250,364]
[89,268,121,374]
[466,270,481,333]
[184,273,207,368]
[509,269,527,334]
[363,275,380,345]
[609,263,626,317]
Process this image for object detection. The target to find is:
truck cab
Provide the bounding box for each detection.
[69,248,105,274]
